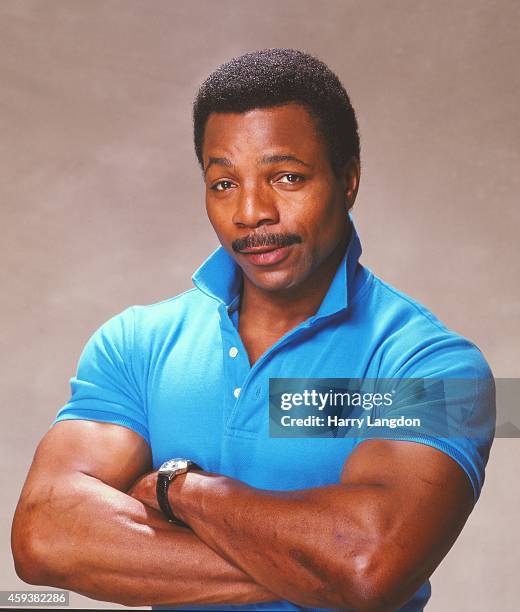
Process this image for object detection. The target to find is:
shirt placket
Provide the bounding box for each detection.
[220,305,328,434]
[217,303,252,428]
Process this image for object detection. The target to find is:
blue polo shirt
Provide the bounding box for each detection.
[53,222,495,612]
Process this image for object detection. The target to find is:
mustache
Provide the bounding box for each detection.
[232,232,302,252]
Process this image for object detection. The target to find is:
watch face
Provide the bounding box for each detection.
[158,458,189,476]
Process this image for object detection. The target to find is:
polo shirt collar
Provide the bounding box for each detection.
[192,217,362,318]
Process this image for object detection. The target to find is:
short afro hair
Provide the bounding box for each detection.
[193,48,360,176]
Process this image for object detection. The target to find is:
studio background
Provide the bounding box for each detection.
[1,1,518,609]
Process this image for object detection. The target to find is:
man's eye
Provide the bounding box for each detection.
[211,180,235,191]
[277,174,303,184]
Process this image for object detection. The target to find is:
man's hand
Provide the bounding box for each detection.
[127,470,161,512]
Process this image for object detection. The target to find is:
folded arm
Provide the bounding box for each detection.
[132,439,475,610]
[11,420,277,607]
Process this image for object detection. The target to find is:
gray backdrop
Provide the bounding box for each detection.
[1,1,518,609]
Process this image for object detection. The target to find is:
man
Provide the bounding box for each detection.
[12,49,494,611]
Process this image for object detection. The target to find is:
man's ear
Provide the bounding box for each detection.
[343,157,360,212]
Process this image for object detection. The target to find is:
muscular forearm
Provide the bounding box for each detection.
[11,472,277,607]
[170,472,389,610]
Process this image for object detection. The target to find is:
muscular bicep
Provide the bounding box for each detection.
[24,420,152,493]
[339,439,474,603]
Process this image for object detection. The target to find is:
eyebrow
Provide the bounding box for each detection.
[260,154,311,168]
[204,157,233,176]
[204,153,311,176]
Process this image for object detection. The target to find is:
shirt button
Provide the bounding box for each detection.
[229,347,239,358]
[233,387,241,398]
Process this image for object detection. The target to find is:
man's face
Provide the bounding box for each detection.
[202,103,357,294]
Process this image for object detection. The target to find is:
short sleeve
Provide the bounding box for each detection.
[353,341,496,504]
[52,306,150,445]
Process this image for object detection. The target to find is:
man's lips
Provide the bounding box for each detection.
[238,244,293,266]
[239,245,281,254]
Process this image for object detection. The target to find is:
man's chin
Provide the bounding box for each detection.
[243,269,303,294]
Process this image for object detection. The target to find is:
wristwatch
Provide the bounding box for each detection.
[156,458,201,526]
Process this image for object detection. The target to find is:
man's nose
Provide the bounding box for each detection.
[232,183,279,228]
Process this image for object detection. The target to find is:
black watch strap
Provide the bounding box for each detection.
[156,462,201,527]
